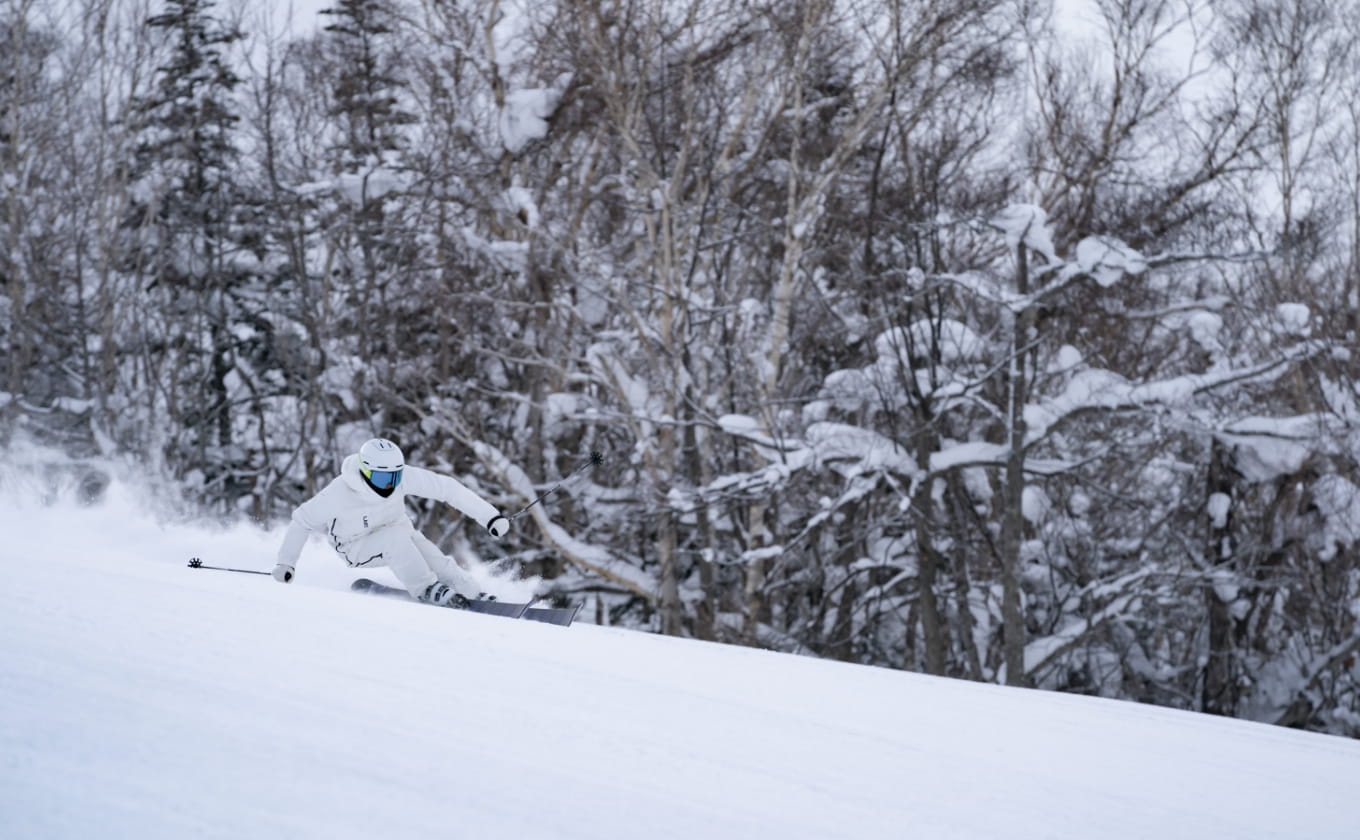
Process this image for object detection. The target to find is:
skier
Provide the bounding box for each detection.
[271,438,511,605]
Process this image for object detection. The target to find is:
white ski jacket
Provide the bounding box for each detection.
[276,453,501,568]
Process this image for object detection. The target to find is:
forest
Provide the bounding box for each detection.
[3,0,1359,735]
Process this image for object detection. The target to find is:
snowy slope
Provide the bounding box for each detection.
[3,475,1359,839]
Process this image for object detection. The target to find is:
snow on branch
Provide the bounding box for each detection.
[686,422,921,517]
[498,86,563,154]
[1023,568,1153,678]
[1075,236,1148,287]
[293,167,412,204]
[976,204,1271,313]
[805,422,918,478]
[472,441,657,600]
[1271,635,1360,728]
[1114,296,1232,320]
[1216,414,1335,482]
[918,440,1079,482]
[992,204,1058,264]
[928,441,1007,472]
[717,414,801,459]
[1023,343,1325,444]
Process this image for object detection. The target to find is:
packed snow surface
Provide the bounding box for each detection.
[3,470,1359,839]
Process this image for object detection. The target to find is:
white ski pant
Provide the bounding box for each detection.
[341,526,475,598]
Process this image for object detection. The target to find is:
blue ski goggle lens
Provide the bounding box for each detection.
[363,467,402,489]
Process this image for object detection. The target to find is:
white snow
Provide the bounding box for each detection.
[1186,311,1225,356]
[1218,415,1318,483]
[460,224,530,271]
[499,88,561,154]
[993,204,1058,264]
[1022,485,1052,524]
[805,423,918,478]
[1052,343,1084,372]
[490,0,543,77]
[1025,354,1321,445]
[929,440,1008,472]
[873,319,989,363]
[1275,303,1312,336]
[817,368,874,412]
[717,412,764,437]
[3,469,1359,839]
[1207,492,1232,529]
[505,184,540,228]
[295,168,412,204]
[1311,474,1360,561]
[1075,235,1147,287]
[1212,570,1240,604]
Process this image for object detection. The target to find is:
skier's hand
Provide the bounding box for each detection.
[272,563,295,583]
[487,515,510,539]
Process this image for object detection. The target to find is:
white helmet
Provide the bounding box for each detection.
[358,438,405,491]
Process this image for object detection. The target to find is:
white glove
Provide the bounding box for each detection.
[487,515,510,539]
[272,563,294,583]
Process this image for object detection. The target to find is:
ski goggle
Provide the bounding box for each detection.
[362,467,403,489]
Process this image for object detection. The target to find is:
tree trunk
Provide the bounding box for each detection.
[657,510,682,635]
[997,242,1032,687]
[1202,438,1240,716]
[912,483,947,675]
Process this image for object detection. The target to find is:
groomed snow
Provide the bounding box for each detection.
[2,465,1358,839]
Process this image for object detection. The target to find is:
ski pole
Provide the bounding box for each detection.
[187,557,270,575]
[510,450,603,520]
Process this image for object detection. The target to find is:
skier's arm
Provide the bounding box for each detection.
[274,505,319,582]
[277,517,309,563]
[403,466,509,537]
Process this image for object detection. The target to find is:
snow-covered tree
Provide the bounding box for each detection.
[121,0,278,511]
[7,0,1360,736]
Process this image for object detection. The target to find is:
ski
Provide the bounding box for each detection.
[348,577,581,625]
[350,577,527,618]
[350,576,414,600]
[458,596,530,620]
[524,603,582,627]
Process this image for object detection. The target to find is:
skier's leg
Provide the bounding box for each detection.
[412,531,479,598]
[354,527,440,599]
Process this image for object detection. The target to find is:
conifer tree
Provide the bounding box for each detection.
[321,0,418,171]
[125,0,256,507]
[314,0,421,419]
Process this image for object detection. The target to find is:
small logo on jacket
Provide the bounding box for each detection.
[363,515,369,527]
